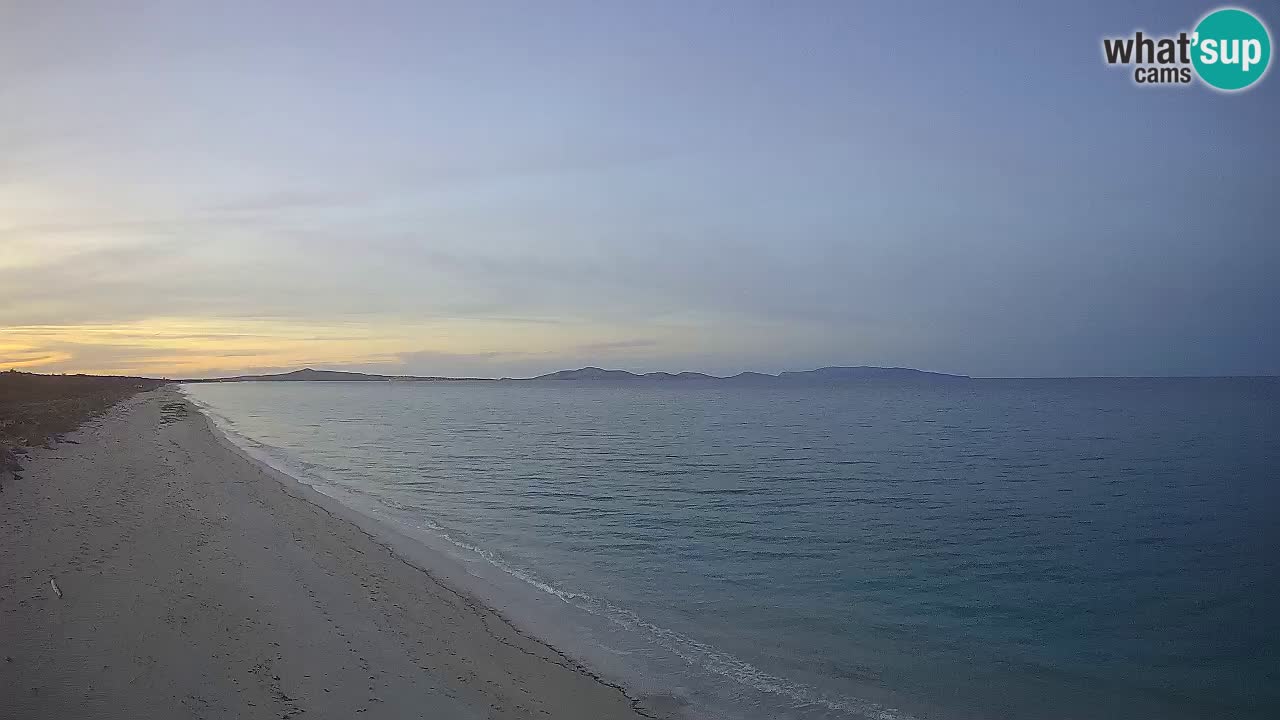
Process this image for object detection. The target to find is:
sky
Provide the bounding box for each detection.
[2,0,1277,378]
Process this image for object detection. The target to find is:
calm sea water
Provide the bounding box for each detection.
[181,379,1279,720]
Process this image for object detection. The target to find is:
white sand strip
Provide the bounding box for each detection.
[0,388,654,719]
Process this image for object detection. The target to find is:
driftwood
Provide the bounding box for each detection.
[49,577,62,598]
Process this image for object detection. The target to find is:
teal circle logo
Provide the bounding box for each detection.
[1192,8,1271,91]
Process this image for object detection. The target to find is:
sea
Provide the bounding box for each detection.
[180,378,1279,720]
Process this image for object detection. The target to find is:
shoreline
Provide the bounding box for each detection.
[188,390,684,719]
[0,387,664,719]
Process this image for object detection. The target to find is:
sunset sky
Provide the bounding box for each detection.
[3,1,1277,378]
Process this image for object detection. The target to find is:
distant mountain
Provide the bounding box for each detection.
[526,366,967,383]
[185,365,967,384]
[725,371,775,382]
[532,367,637,382]
[247,368,390,382]
[185,368,387,383]
[530,367,722,383]
[183,368,459,383]
[777,366,964,382]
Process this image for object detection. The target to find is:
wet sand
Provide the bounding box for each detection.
[0,388,652,719]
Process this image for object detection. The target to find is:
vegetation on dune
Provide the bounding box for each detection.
[0,370,167,477]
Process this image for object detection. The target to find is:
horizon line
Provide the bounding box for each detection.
[6,366,1278,382]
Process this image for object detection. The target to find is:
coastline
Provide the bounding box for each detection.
[0,387,660,719]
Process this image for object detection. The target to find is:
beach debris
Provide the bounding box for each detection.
[49,577,62,598]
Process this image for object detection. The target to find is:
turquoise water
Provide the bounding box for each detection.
[182,379,1279,720]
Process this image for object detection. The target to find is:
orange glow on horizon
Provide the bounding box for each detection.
[0,315,694,378]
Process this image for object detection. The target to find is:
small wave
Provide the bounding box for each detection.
[183,393,356,503]
[386,514,915,720]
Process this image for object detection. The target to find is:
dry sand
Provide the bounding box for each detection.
[0,388,653,719]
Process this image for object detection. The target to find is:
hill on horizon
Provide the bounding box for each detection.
[529,365,967,383]
[182,365,969,384]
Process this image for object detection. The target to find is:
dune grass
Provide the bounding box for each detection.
[1,370,166,475]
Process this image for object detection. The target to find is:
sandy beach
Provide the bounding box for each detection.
[0,387,652,720]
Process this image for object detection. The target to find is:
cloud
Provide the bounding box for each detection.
[0,350,73,368]
[2,2,1277,378]
[574,338,659,353]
